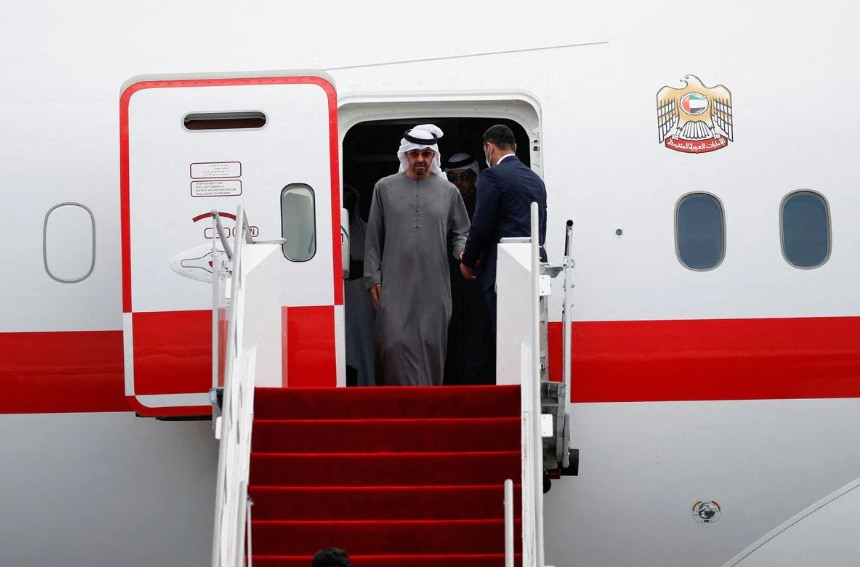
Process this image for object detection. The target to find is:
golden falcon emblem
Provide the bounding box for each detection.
[657,75,733,153]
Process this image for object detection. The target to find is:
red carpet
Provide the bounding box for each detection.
[249,385,522,566]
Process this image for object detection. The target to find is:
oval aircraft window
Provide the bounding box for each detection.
[281,184,316,262]
[781,190,830,268]
[675,193,725,270]
[43,202,96,283]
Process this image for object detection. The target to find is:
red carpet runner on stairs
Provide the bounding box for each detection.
[250,385,522,566]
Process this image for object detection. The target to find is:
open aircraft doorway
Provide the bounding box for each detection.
[338,98,541,387]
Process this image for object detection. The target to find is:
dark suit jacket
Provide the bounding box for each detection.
[462,155,548,292]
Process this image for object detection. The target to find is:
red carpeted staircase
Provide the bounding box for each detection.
[249,385,522,566]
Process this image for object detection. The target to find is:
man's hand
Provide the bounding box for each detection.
[459,252,476,280]
[460,263,475,280]
[370,283,382,309]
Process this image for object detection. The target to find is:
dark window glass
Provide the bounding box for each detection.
[781,191,830,268]
[676,193,725,270]
[281,184,316,261]
[184,111,266,130]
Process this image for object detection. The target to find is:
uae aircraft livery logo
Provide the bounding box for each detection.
[657,75,733,154]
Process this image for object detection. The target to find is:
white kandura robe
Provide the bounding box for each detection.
[364,172,470,386]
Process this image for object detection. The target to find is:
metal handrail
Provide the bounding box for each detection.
[211,210,234,261]
[529,202,545,566]
[245,488,254,567]
[504,479,515,567]
[562,220,574,405]
[212,205,258,567]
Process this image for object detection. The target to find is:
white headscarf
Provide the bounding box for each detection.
[397,124,446,179]
[444,152,480,176]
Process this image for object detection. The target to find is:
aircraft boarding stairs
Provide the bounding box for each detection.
[209,207,575,567]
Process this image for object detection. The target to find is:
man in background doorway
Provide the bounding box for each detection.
[364,124,470,386]
[343,185,375,386]
[444,153,495,385]
[460,124,548,331]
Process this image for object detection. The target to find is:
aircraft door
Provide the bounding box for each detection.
[120,74,343,417]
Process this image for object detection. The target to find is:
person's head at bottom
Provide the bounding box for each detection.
[312,547,351,567]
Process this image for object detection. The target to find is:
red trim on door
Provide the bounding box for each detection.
[131,310,211,396]
[548,316,860,402]
[320,80,343,306]
[119,94,132,312]
[283,305,337,387]
[0,331,126,414]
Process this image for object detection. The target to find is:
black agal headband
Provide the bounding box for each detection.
[446,154,475,169]
[404,129,438,145]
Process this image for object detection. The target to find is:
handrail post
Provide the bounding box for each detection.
[562,220,574,405]
[245,487,253,567]
[212,217,221,393]
[211,210,234,261]
[530,202,545,567]
[504,479,514,567]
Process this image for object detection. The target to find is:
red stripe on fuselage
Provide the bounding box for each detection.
[2,316,859,414]
[549,316,860,402]
[0,331,126,414]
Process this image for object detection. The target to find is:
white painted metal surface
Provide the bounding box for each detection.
[126,80,335,313]
[496,240,532,387]
[721,478,860,567]
[529,204,546,567]
[212,213,283,566]
[497,235,546,567]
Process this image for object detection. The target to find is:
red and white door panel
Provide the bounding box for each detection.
[120,74,343,417]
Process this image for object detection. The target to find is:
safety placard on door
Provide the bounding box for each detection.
[190,161,242,178]
[190,180,242,197]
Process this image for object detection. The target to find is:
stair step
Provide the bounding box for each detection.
[252,417,520,453]
[250,451,521,487]
[254,385,520,420]
[252,553,522,567]
[248,385,522,562]
[252,519,521,556]
[250,485,523,521]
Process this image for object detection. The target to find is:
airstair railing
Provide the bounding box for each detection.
[211,209,234,261]
[528,202,546,567]
[499,204,547,567]
[562,220,574,405]
[497,205,570,567]
[212,206,258,567]
[211,212,230,393]
[504,478,515,567]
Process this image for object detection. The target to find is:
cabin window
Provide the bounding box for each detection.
[183,111,267,130]
[43,202,96,283]
[781,190,830,268]
[675,192,725,270]
[281,184,316,261]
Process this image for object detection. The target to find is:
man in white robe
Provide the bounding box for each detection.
[364,125,470,385]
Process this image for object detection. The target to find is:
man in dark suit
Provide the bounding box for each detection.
[460,124,548,331]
